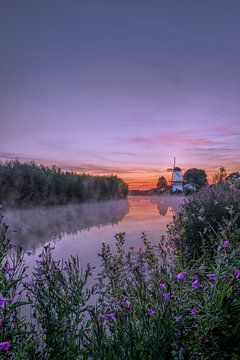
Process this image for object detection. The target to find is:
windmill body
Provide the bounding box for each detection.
[172,166,183,192]
[167,158,183,192]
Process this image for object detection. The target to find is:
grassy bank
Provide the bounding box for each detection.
[0,182,240,359]
[0,160,128,207]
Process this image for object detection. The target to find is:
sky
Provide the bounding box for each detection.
[1,0,240,189]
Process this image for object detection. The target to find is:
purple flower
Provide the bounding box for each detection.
[4,266,14,273]
[177,272,187,281]
[223,240,229,247]
[125,301,133,310]
[123,296,129,302]
[192,280,200,289]
[99,314,106,322]
[234,270,240,279]
[141,266,147,273]
[26,251,32,256]
[207,273,217,281]
[147,309,155,316]
[159,283,165,289]
[190,308,198,315]
[0,298,8,307]
[162,293,170,300]
[107,313,116,321]
[175,315,182,323]
[180,347,186,354]
[0,341,10,351]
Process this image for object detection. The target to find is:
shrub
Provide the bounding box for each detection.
[0,215,36,359]
[169,183,240,264]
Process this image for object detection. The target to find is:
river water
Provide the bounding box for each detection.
[4,195,184,272]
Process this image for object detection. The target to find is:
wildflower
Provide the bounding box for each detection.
[190,309,198,315]
[99,314,106,322]
[141,266,147,273]
[123,296,129,302]
[0,298,8,307]
[175,315,182,323]
[0,341,10,351]
[107,313,116,321]
[4,266,14,273]
[26,251,32,256]
[162,293,170,300]
[234,270,240,279]
[207,273,216,281]
[147,309,155,316]
[192,280,199,289]
[223,240,229,247]
[177,272,187,281]
[159,283,165,289]
[125,301,133,310]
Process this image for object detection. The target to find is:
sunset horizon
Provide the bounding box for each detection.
[1,1,240,190]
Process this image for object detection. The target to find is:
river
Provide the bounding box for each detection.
[4,195,185,272]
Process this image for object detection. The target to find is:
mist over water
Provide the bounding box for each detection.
[4,196,184,272]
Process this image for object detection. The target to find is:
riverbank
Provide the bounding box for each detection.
[0,183,240,359]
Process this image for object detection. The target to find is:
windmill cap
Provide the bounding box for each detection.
[173,167,181,171]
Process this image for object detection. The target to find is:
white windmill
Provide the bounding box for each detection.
[167,157,183,192]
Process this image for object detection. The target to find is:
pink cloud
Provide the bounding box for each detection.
[128,130,221,147]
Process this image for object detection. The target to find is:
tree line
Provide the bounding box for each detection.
[0,160,128,207]
[157,167,240,192]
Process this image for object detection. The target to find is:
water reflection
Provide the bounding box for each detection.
[4,196,185,263]
[4,199,129,250]
[150,195,184,216]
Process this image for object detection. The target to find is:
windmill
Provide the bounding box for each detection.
[167,157,183,192]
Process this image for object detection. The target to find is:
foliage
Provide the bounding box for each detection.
[169,183,240,264]
[183,168,207,190]
[156,176,168,191]
[0,160,128,207]
[0,215,37,359]
[27,246,93,360]
[0,184,240,359]
[212,166,227,184]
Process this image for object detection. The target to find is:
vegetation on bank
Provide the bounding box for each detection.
[0,180,240,359]
[0,161,128,207]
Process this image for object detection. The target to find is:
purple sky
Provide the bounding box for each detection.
[1,0,240,189]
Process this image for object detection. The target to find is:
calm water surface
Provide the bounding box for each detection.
[4,196,184,271]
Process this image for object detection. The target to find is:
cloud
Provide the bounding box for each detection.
[128,130,222,148]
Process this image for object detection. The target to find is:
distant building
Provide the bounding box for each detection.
[172,166,183,192]
[168,158,184,192]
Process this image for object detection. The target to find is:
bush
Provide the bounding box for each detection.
[0,215,37,359]
[169,183,240,264]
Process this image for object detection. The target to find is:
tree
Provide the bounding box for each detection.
[213,166,227,184]
[226,171,240,181]
[183,168,207,190]
[156,176,167,191]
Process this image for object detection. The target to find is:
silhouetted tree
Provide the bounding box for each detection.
[183,168,207,190]
[213,166,227,185]
[157,176,167,191]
